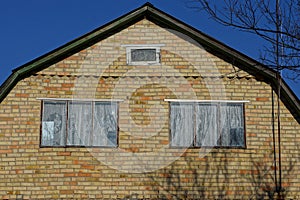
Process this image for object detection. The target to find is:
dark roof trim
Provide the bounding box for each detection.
[145,4,300,123]
[0,3,150,102]
[0,3,299,123]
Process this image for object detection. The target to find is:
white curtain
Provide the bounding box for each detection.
[68,102,92,146]
[195,104,218,147]
[93,102,117,147]
[170,103,194,147]
[220,104,244,147]
[42,101,67,146]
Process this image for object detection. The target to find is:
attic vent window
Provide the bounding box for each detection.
[123,44,164,65]
[131,49,156,62]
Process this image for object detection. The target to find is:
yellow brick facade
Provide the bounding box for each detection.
[0,19,299,199]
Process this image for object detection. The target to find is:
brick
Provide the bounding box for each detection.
[256,97,269,101]
[0,17,299,200]
[57,152,71,156]
[0,117,14,121]
[0,149,13,154]
[15,93,29,98]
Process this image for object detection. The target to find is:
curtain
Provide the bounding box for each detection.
[68,102,92,146]
[93,102,117,147]
[170,103,194,147]
[195,104,218,147]
[42,101,67,146]
[220,103,244,147]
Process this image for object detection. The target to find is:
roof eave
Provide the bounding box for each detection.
[145,5,300,123]
[0,3,299,123]
[0,3,151,103]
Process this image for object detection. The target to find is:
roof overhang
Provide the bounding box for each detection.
[0,3,299,123]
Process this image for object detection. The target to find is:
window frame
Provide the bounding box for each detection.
[39,98,120,148]
[122,44,164,66]
[167,100,247,149]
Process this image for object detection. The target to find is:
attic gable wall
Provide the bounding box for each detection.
[35,19,255,99]
[39,20,251,77]
[0,19,299,199]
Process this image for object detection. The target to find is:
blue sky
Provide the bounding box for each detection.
[0,0,299,98]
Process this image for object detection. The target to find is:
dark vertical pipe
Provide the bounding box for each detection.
[275,0,282,196]
[271,89,278,191]
[277,74,282,195]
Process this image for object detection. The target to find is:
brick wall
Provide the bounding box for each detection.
[0,19,299,199]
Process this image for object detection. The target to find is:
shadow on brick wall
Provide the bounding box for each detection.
[137,150,296,200]
[242,148,295,200]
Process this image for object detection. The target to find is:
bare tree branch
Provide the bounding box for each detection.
[186,0,300,80]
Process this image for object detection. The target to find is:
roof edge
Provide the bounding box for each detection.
[144,4,300,123]
[0,3,299,123]
[0,3,151,102]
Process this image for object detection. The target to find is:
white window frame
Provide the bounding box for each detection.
[122,44,164,65]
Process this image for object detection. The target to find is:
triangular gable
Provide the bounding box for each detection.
[0,3,299,122]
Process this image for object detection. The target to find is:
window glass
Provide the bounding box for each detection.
[125,45,162,65]
[195,104,218,147]
[220,103,244,147]
[170,103,194,147]
[68,102,92,146]
[169,102,245,148]
[93,102,117,147]
[131,49,156,62]
[42,101,67,146]
[40,100,118,147]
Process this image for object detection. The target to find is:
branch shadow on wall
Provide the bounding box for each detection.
[140,149,296,200]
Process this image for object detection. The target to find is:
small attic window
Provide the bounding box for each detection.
[123,44,164,65]
[131,49,156,62]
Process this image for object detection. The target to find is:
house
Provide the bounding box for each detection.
[0,3,299,199]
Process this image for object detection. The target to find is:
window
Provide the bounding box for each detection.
[123,44,164,65]
[131,49,157,62]
[169,101,245,148]
[41,99,118,147]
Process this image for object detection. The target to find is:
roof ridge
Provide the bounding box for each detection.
[143,2,154,8]
[0,3,299,123]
